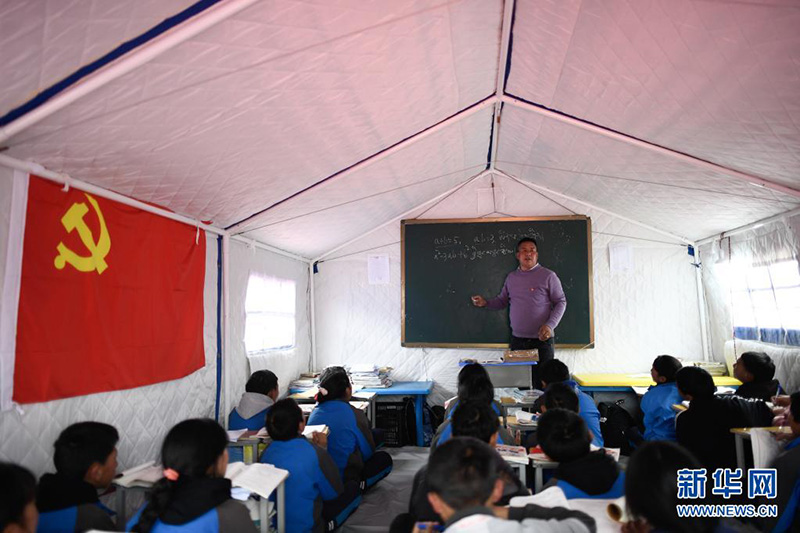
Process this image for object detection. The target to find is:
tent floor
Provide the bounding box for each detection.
[340,446,429,532]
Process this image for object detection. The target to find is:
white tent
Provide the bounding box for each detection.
[1,0,799,475]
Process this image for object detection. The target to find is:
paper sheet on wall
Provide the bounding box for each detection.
[609,242,634,272]
[367,254,390,285]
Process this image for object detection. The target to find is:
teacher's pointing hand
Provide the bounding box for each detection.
[471,295,487,307]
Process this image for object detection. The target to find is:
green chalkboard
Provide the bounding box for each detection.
[401,217,594,348]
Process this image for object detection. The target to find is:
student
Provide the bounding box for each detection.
[623,441,753,533]
[675,366,773,472]
[541,382,579,412]
[538,408,624,499]
[733,351,780,402]
[432,374,514,449]
[261,399,361,533]
[37,422,118,532]
[128,418,256,532]
[0,463,38,533]
[307,366,393,489]
[639,355,683,441]
[767,391,800,532]
[229,370,280,431]
[442,363,496,418]
[425,437,595,532]
[393,402,530,532]
[538,359,604,447]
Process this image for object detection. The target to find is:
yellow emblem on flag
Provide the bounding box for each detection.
[54,193,111,274]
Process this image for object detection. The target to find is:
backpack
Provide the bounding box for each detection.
[598,399,636,455]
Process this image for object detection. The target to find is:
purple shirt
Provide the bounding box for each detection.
[486,264,567,338]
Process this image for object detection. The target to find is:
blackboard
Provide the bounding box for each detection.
[401,217,594,348]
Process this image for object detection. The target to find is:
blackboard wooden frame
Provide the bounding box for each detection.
[401,216,594,349]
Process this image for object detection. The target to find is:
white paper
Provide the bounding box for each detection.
[609,242,634,273]
[227,429,247,442]
[510,486,570,508]
[367,254,390,285]
[302,424,328,437]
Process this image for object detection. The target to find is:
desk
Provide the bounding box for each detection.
[362,381,434,446]
[574,374,740,394]
[530,457,559,493]
[459,361,537,389]
[289,391,377,427]
[730,426,791,470]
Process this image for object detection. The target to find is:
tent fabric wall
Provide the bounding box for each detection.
[226,239,310,417]
[0,170,220,477]
[314,174,703,402]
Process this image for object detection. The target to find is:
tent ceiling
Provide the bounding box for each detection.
[1,0,799,257]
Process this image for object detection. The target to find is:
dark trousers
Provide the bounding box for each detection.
[363,450,393,489]
[510,335,554,390]
[322,480,361,531]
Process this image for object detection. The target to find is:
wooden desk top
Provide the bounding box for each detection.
[573,373,741,387]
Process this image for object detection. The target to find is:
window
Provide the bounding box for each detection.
[244,275,296,352]
[721,259,800,346]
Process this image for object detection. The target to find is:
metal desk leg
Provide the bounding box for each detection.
[415,394,424,447]
[370,397,376,429]
[518,463,527,487]
[277,482,285,533]
[735,434,745,470]
[259,496,267,533]
[535,467,543,493]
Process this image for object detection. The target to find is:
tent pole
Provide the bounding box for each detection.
[0,0,261,145]
[696,206,800,246]
[694,248,712,362]
[494,170,692,244]
[230,235,309,263]
[488,0,515,170]
[309,262,317,372]
[500,95,800,201]
[0,154,227,236]
[221,233,231,429]
[313,170,491,263]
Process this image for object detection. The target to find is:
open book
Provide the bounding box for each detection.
[114,461,164,488]
[496,444,529,465]
[252,424,328,440]
[225,462,289,499]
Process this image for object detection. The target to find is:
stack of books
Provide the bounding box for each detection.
[348,364,393,388]
[690,361,727,376]
[289,372,320,393]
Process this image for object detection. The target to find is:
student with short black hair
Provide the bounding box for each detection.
[538,409,625,500]
[261,399,361,532]
[307,366,392,489]
[766,391,800,532]
[733,351,780,402]
[425,437,594,532]
[0,463,38,533]
[432,373,514,449]
[675,366,773,472]
[639,355,683,441]
[128,418,256,532]
[541,382,579,413]
[229,370,280,431]
[537,359,604,447]
[37,422,119,532]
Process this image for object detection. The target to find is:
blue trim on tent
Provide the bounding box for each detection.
[502,0,517,92]
[0,0,224,128]
[486,105,497,170]
[215,235,222,422]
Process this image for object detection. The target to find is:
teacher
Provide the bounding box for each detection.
[471,237,567,373]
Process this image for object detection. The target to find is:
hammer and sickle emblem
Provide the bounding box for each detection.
[54,193,111,274]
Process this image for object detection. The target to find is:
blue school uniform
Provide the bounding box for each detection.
[36,473,116,533]
[433,401,514,448]
[261,437,361,533]
[307,400,374,480]
[640,381,682,441]
[228,392,275,431]
[568,381,604,447]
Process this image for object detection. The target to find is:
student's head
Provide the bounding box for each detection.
[457,363,489,386]
[626,441,714,533]
[676,366,716,402]
[537,409,591,463]
[539,359,570,388]
[246,370,279,400]
[788,392,800,436]
[317,366,351,403]
[133,419,228,533]
[0,463,38,533]
[651,355,682,383]
[53,422,119,489]
[267,399,304,441]
[451,401,500,446]
[457,374,494,406]
[426,437,504,522]
[542,382,579,413]
[516,238,538,270]
[733,351,775,384]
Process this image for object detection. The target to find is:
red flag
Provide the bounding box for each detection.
[13,176,206,403]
